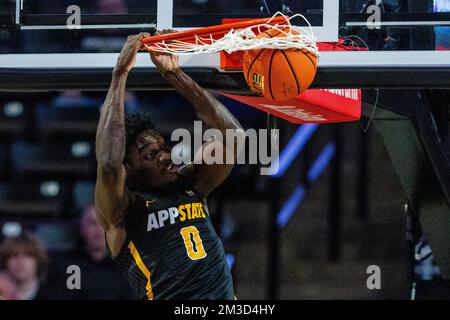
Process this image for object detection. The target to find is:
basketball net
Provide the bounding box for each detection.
[143,12,319,58]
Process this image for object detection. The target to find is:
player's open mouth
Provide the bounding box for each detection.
[166,163,177,173]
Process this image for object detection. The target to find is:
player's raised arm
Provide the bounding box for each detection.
[150,36,244,198]
[95,34,144,253]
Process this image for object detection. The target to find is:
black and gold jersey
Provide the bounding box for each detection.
[111,180,234,300]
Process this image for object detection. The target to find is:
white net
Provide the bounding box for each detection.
[145,12,319,57]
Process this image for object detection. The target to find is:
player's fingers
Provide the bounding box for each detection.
[128,33,141,40]
[164,29,178,34]
[156,29,178,36]
[149,50,161,57]
[127,34,144,48]
[139,32,151,39]
[138,33,151,50]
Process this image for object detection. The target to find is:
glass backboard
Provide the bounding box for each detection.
[0,0,449,88]
[1,0,337,54]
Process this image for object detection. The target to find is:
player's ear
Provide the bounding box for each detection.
[124,159,132,173]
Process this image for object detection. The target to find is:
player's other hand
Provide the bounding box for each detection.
[149,29,180,74]
[114,32,149,75]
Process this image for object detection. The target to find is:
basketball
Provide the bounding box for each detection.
[243,28,318,101]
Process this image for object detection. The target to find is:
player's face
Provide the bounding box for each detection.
[126,130,179,190]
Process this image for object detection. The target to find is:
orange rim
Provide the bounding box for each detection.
[142,15,289,46]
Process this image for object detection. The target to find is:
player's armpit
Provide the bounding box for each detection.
[190,133,244,198]
[95,164,131,230]
[95,165,134,256]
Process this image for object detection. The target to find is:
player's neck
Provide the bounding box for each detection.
[128,178,181,194]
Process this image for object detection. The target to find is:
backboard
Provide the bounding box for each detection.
[0,0,450,89]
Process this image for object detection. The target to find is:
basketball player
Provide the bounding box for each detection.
[95,33,243,299]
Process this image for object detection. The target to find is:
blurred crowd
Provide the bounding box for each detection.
[1,0,155,54]
[0,87,193,300]
[0,204,133,300]
[0,80,255,299]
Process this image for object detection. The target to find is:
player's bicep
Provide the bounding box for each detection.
[95,165,130,231]
[191,139,235,198]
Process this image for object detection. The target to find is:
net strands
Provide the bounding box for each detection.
[142,12,319,57]
[142,16,288,45]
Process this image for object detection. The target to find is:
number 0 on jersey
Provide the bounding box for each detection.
[180,226,207,260]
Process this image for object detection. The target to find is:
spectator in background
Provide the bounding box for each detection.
[0,271,18,300]
[98,0,128,14]
[51,90,100,109]
[47,205,133,299]
[80,205,109,262]
[0,233,50,300]
[81,0,129,52]
[51,90,142,113]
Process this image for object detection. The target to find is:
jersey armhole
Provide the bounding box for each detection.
[178,174,206,201]
[105,189,136,260]
[105,231,128,261]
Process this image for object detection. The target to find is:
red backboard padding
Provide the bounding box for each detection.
[221,89,362,124]
[219,25,365,124]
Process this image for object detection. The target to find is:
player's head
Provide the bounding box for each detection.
[0,233,48,283]
[124,112,178,190]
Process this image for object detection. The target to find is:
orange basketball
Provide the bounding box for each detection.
[243,28,318,101]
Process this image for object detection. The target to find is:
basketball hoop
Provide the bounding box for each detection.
[141,12,319,58]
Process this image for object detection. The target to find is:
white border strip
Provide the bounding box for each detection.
[1,51,450,69]
[21,24,156,30]
[319,51,450,68]
[347,21,450,27]
[0,52,220,69]
[157,0,173,30]
[15,0,21,25]
[318,0,339,42]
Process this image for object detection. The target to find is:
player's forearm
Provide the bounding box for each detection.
[96,70,128,169]
[162,68,242,132]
